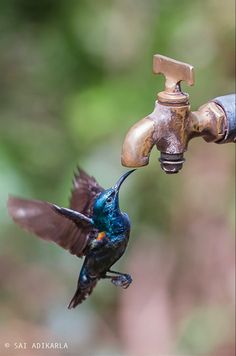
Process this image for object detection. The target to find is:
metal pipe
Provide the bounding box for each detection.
[212,94,236,143]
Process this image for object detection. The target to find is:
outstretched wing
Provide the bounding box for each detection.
[8,196,92,257]
[70,168,104,216]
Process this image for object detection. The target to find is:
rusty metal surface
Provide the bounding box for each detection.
[153,54,194,92]
[122,100,227,170]
[121,54,229,173]
[189,102,227,143]
[150,102,190,154]
[121,117,156,167]
[121,101,190,169]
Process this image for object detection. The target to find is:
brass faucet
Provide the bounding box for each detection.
[121,54,235,173]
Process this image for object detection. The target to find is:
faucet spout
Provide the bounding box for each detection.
[121,117,156,167]
[122,100,190,173]
[121,54,235,174]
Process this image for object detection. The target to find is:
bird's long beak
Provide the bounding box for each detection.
[113,169,136,193]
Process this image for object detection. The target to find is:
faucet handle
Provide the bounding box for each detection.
[153,54,195,94]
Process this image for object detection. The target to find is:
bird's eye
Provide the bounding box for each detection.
[107,197,112,203]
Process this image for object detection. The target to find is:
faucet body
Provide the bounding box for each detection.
[121,55,235,173]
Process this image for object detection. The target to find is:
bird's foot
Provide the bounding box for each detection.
[111,274,132,289]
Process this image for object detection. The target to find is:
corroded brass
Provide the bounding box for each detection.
[121,117,155,167]
[121,99,227,172]
[153,54,194,91]
[188,102,226,142]
[121,54,229,173]
[153,54,194,104]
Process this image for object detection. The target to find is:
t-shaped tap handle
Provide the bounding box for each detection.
[153,54,195,102]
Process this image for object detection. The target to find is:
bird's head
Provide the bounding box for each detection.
[93,170,135,219]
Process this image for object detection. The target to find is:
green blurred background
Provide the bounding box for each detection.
[0,0,235,355]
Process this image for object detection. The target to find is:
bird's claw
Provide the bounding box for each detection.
[111,274,132,289]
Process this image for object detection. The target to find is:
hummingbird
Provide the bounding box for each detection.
[7,168,135,309]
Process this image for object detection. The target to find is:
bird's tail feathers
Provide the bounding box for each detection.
[68,278,98,309]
